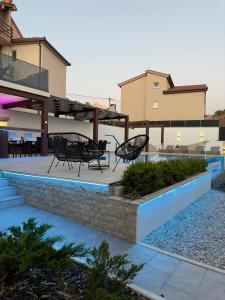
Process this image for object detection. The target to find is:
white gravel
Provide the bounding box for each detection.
[144,189,225,269]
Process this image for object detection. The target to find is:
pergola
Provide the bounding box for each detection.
[0,89,129,157]
[116,120,165,152]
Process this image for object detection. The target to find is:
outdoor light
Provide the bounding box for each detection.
[176,132,181,141]
[200,132,204,142]
[44,121,48,124]
[0,117,9,127]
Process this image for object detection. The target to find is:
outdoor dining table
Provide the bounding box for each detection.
[0,126,41,158]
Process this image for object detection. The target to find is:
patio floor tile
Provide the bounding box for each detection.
[159,283,194,300]
[167,261,206,295]
[149,253,181,274]
[194,276,225,300]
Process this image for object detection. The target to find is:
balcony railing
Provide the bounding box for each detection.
[0,53,49,92]
[0,19,13,40]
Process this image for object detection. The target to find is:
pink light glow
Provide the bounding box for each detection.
[0,94,27,105]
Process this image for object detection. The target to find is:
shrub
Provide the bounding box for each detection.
[122,158,207,198]
[0,218,88,284]
[84,240,143,300]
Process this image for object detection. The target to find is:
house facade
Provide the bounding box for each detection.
[0,0,70,99]
[119,70,208,121]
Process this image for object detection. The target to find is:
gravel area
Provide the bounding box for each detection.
[143,189,225,269]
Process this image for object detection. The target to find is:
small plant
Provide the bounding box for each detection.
[84,240,144,300]
[0,218,88,284]
[122,158,207,197]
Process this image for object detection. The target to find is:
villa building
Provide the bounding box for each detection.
[119,69,208,121]
[0,1,70,99]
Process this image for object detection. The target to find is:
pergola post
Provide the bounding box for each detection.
[145,121,150,152]
[124,115,129,141]
[41,100,48,156]
[93,109,99,143]
[161,126,164,147]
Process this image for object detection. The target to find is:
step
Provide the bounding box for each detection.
[0,186,17,198]
[0,195,24,209]
[0,178,9,187]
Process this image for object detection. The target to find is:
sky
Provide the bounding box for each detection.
[13,0,225,114]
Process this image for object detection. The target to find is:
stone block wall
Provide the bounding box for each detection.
[3,172,137,242]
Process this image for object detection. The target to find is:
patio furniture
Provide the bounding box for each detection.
[174,145,189,154]
[47,132,104,177]
[8,131,22,157]
[189,145,205,155]
[159,145,175,153]
[98,140,107,150]
[88,150,110,169]
[206,146,221,155]
[113,134,149,172]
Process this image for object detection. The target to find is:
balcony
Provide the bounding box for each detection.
[0,19,13,45]
[0,53,49,92]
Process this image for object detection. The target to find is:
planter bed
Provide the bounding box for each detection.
[1,262,150,300]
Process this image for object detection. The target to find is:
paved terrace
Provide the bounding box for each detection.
[0,156,127,184]
[1,205,225,300]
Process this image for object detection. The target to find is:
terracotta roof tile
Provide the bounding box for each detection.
[164,84,208,94]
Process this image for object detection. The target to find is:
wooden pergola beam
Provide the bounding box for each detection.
[2,99,33,109]
[145,121,150,152]
[124,115,129,142]
[161,126,165,146]
[93,109,99,143]
[40,100,48,156]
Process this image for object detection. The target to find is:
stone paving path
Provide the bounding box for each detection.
[1,205,225,300]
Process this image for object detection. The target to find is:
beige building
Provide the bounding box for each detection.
[119,70,208,121]
[0,1,70,98]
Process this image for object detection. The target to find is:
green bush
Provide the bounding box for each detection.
[0,218,88,284]
[84,240,143,300]
[122,158,207,198]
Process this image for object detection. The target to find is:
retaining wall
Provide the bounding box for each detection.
[2,170,211,243]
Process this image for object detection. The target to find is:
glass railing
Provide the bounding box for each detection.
[0,53,49,92]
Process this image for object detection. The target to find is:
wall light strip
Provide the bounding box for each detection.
[1,170,109,192]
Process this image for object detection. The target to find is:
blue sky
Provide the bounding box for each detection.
[14,0,225,113]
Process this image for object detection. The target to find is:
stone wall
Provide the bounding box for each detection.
[2,170,211,243]
[3,172,137,242]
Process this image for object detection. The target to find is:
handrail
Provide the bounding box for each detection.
[105,134,120,147]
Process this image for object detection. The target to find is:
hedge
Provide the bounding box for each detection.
[121,158,207,198]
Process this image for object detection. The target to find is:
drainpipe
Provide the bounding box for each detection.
[38,40,42,91]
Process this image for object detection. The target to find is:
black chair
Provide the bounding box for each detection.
[47,133,104,177]
[113,135,149,172]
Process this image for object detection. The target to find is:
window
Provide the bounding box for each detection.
[11,50,17,61]
[153,101,159,109]
[153,82,160,88]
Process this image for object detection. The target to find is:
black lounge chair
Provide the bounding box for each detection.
[47,133,104,177]
[113,135,149,172]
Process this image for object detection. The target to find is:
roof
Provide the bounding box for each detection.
[0,1,17,10]
[11,17,23,38]
[118,69,174,88]
[11,37,71,66]
[164,84,208,94]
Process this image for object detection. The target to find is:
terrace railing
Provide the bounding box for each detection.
[0,53,49,92]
